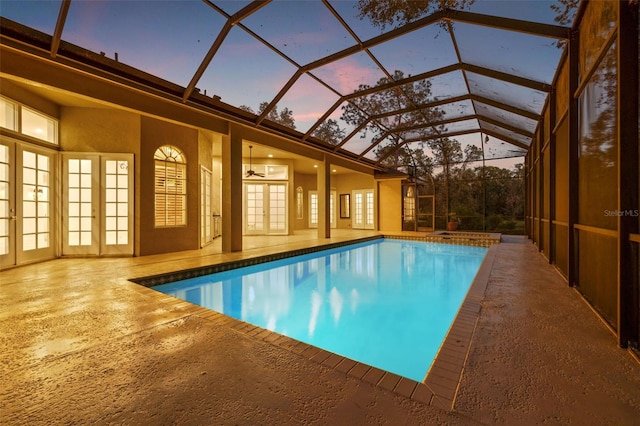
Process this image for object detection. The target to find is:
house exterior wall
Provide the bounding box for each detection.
[139,116,200,255]
[378,179,402,232]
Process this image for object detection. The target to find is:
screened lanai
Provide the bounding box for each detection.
[1,0,639,360]
[0,0,580,234]
[1,1,640,423]
[2,0,565,165]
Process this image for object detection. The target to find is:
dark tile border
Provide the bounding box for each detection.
[388,232,500,247]
[130,235,383,287]
[135,236,497,411]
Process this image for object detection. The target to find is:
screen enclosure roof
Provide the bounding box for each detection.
[0,0,575,169]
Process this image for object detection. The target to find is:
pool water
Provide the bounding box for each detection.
[153,239,487,381]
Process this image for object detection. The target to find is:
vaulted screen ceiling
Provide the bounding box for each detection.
[1,0,573,168]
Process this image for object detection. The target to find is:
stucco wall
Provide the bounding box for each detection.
[140,116,199,255]
[60,107,140,153]
[377,179,402,232]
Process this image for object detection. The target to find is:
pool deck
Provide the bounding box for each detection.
[2,232,640,424]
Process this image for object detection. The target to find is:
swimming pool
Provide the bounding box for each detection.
[152,239,487,382]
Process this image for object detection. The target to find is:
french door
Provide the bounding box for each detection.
[61,153,133,256]
[352,189,375,230]
[201,166,212,246]
[0,139,55,269]
[308,190,337,229]
[244,182,287,235]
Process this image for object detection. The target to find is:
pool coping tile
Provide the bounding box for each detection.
[378,372,402,392]
[135,236,498,413]
[394,378,418,398]
[346,362,370,379]
[334,358,357,374]
[362,367,386,385]
[423,243,497,410]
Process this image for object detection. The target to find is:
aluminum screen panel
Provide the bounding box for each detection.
[1,0,576,167]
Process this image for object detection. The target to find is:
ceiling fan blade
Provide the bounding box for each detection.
[246,146,265,177]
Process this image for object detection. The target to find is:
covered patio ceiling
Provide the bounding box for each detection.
[1,0,573,169]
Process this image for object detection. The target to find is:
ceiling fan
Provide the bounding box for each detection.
[246,146,265,177]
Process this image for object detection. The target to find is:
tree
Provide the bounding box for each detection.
[341,69,445,169]
[550,0,579,25]
[356,0,475,29]
[504,164,525,219]
[239,102,296,129]
[312,119,346,145]
[357,0,578,29]
[428,137,481,220]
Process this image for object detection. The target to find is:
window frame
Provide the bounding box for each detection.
[154,145,187,228]
[0,96,59,145]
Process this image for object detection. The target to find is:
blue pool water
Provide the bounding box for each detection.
[153,239,487,381]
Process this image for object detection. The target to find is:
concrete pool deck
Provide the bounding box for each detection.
[2,233,639,424]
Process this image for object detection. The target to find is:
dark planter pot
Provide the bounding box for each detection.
[447,222,458,231]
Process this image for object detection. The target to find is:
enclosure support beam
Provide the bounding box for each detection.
[616,1,639,348]
[567,31,579,288]
[548,91,557,265]
[537,131,544,253]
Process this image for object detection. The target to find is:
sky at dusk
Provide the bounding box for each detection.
[1,0,571,168]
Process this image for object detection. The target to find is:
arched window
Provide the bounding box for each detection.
[296,186,303,219]
[154,145,186,227]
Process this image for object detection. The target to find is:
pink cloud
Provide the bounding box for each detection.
[312,56,382,95]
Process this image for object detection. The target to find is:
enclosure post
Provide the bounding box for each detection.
[616,0,639,348]
[567,30,579,288]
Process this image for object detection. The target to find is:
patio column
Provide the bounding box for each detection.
[222,123,243,252]
[316,156,331,239]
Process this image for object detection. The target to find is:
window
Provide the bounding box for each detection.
[296,186,303,219]
[154,145,186,227]
[0,96,58,144]
[22,106,57,143]
[0,97,17,131]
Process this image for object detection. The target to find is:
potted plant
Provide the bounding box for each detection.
[447,212,459,231]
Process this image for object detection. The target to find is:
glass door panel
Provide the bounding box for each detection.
[309,191,318,228]
[17,145,55,264]
[352,191,363,228]
[245,183,264,234]
[200,166,212,246]
[101,156,133,255]
[330,190,336,229]
[0,141,15,268]
[1,140,56,267]
[268,183,286,234]
[365,190,374,229]
[63,155,99,255]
